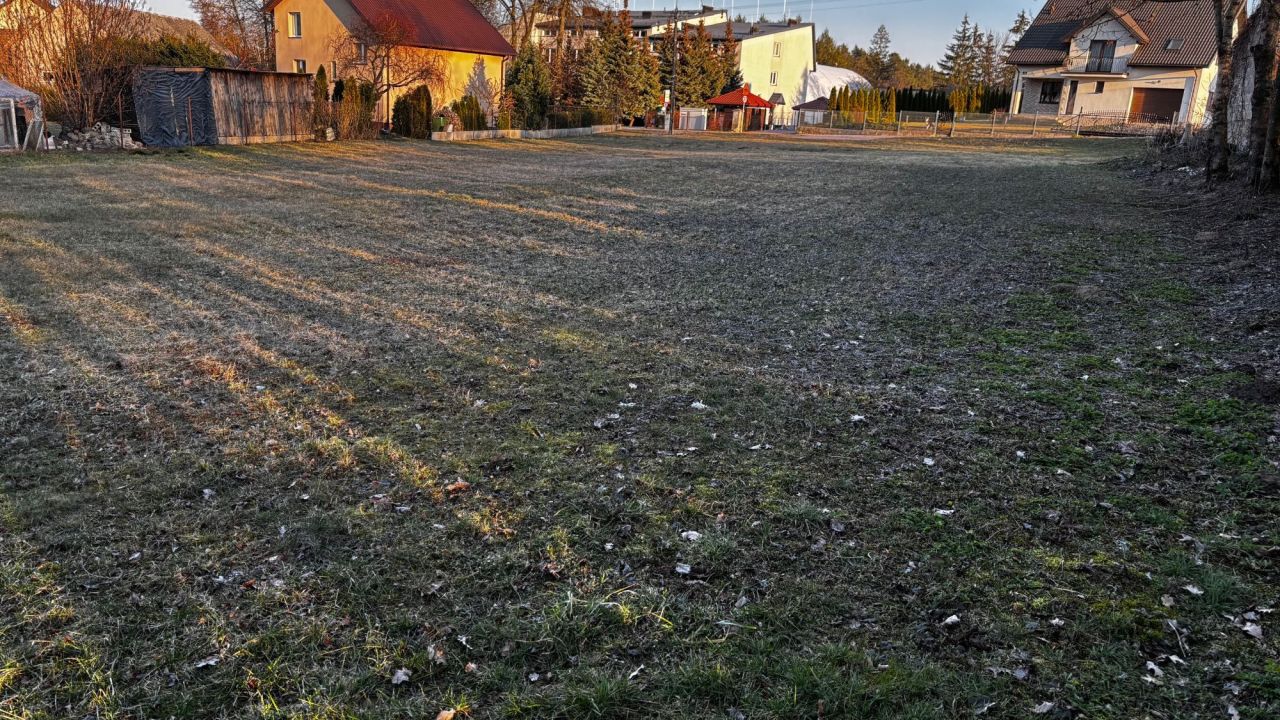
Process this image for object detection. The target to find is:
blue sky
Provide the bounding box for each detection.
[143,0,1040,66]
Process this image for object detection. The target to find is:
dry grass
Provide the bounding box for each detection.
[1,133,1277,719]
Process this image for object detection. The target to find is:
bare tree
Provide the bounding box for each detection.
[329,14,446,126]
[495,0,551,53]
[190,0,274,69]
[1206,0,1248,178]
[1,0,146,129]
[1247,0,1279,187]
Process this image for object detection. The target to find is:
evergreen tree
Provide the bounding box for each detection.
[976,30,1000,87]
[939,15,978,89]
[658,21,679,94]
[311,63,330,137]
[1001,9,1033,87]
[506,42,552,129]
[622,31,663,121]
[581,12,625,116]
[676,22,722,105]
[581,11,660,123]
[719,22,743,93]
[868,25,892,88]
[1010,9,1032,37]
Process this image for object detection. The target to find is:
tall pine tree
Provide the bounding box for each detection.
[719,22,743,93]
[939,15,978,90]
[581,11,661,123]
[1000,10,1033,87]
[868,25,892,88]
[506,42,552,128]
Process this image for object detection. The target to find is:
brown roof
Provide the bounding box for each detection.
[792,96,829,112]
[1008,0,1217,68]
[268,0,513,56]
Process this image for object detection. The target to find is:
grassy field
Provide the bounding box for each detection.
[1,133,1276,719]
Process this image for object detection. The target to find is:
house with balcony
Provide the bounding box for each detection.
[1007,0,1240,124]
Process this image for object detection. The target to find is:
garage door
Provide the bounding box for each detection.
[1129,88,1184,122]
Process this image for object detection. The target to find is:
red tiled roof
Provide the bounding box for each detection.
[268,0,514,57]
[1008,0,1217,68]
[706,86,773,108]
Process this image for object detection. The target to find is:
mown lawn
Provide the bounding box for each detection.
[1,133,1276,719]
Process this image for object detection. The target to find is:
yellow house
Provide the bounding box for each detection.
[267,0,513,122]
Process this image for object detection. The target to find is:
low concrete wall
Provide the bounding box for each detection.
[430,125,618,142]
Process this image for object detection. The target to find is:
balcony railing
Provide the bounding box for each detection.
[1084,57,1116,73]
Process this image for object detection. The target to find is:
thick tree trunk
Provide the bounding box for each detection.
[1209,0,1245,179]
[1262,62,1280,188]
[1248,1,1280,186]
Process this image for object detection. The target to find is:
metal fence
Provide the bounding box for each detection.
[797,109,1193,139]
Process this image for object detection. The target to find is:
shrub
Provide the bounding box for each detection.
[392,85,433,139]
[544,107,611,130]
[312,64,330,138]
[505,43,550,129]
[451,95,486,131]
[336,79,377,139]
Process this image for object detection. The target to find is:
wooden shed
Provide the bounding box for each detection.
[132,67,314,147]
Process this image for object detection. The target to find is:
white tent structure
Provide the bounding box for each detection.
[0,78,43,152]
[795,65,871,126]
[802,65,871,104]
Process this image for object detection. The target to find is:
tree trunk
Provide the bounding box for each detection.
[1248,1,1280,186]
[1262,58,1280,188]
[1209,0,1245,179]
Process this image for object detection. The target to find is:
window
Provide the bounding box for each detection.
[1039,80,1063,104]
[293,58,306,73]
[1086,39,1116,73]
[1094,81,1105,93]
[287,12,301,38]
[769,71,778,85]
[356,42,368,64]
[1166,38,1184,51]
[772,41,781,57]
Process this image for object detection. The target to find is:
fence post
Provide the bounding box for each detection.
[990,112,996,137]
[1074,112,1082,137]
[949,113,956,138]
[186,98,194,146]
[1032,111,1038,137]
[896,111,902,135]
[933,110,939,137]
[118,94,125,149]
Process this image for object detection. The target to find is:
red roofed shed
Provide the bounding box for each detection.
[705,85,773,131]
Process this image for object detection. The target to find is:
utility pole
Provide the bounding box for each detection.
[668,6,678,134]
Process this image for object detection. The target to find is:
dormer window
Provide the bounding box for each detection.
[1086,40,1116,73]
[1166,38,1183,51]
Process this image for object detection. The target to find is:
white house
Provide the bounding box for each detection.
[1007,0,1241,124]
